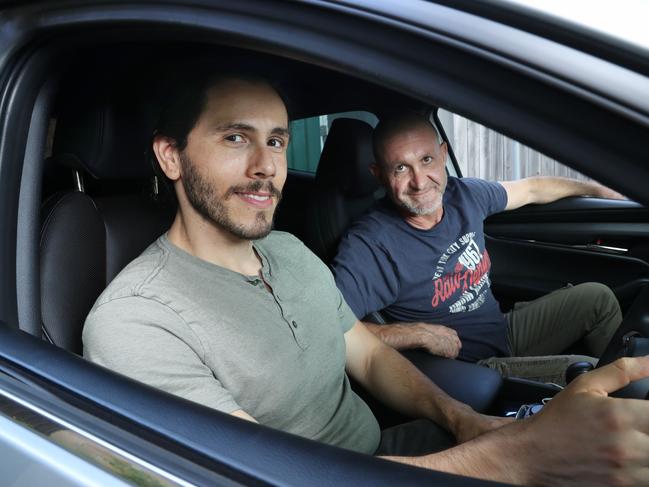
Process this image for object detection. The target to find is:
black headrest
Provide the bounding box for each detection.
[315,118,378,197]
[52,82,156,180]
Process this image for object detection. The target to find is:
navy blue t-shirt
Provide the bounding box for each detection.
[332,177,509,362]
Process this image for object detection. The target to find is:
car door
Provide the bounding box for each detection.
[485,198,649,314]
[1,1,649,486]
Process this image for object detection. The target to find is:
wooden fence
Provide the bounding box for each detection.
[439,111,592,182]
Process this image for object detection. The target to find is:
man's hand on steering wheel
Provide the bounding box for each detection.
[514,356,649,486]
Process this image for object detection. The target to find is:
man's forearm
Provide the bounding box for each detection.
[360,335,474,433]
[528,176,615,204]
[363,320,461,358]
[382,420,531,485]
[363,321,422,350]
[503,176,624,210]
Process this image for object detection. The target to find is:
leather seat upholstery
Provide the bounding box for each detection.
[304,118,382,263]
[40,83,174,353]
[40,191,106,351]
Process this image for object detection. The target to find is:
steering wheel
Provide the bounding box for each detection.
[595,285,649,398]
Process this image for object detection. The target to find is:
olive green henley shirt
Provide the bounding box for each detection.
[83,231,380,453]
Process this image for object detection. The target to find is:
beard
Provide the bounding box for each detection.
[179,152,282,240]
[396,182,446,216]
[399,194,444,215]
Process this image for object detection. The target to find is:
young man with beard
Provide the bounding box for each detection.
[332,112,624,384]
[83,75,649,486]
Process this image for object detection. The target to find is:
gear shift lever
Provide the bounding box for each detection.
[565,361,594,385]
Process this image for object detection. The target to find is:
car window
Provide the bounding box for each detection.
[287,111,378,173]
[438,108,594,183]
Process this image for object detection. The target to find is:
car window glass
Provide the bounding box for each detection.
[438,108,594,183]
[287,111,378,173]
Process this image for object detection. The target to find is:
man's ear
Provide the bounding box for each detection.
[152,135,181,181]
[369,163,382,181]
[439,140,448,163]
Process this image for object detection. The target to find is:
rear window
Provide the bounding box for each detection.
[287,111,378,174]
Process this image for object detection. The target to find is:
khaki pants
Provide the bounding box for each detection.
[478,283,621,385]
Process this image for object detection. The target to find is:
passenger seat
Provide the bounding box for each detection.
[40,82,174,354]
[303,118,381,263]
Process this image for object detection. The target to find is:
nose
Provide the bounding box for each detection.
[409,167,427,191]
[247,145,276,179]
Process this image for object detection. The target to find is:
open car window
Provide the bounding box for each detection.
[437,108,598,184]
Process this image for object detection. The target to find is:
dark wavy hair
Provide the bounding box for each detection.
[150,71,288,204]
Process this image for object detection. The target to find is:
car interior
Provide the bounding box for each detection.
[34,44,571,419]
[4,25,649,484]
[30,40,649,408]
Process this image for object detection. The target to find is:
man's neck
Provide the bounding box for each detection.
[166,211,263,277]
[400,205,444,230]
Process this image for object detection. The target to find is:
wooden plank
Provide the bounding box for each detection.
[447,115,594,183]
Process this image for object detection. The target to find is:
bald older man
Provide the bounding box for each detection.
[332,112,623,384]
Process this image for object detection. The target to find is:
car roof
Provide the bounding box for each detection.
[404,0,649,76]
[504,0,649,51]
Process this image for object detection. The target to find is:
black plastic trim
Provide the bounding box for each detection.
[486,235,649,313]
[487,198,648,224]
[433,108,463,176]
[486,222,649,244]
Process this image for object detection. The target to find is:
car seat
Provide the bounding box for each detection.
[303,118,382,263]
[39,80,174,353]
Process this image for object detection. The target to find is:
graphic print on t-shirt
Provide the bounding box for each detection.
[431,232,492,314]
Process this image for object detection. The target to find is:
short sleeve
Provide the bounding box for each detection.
[461,177,508,217]
[335,287,359,334]
[82,296,240,414]
[332,228,400,319]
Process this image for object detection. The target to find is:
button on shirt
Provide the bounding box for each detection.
[242,250,308,350]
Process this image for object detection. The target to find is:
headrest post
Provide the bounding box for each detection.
[72,170,85,193]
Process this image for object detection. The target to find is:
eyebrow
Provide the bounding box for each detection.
[271,127,290,138]
[211,122,290,138]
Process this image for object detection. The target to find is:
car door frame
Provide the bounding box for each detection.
[0,0,648,484]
